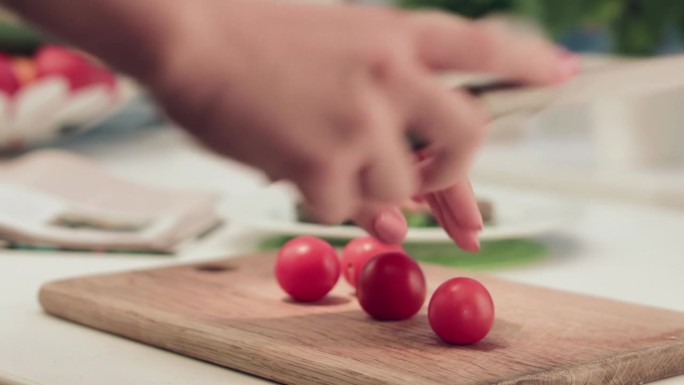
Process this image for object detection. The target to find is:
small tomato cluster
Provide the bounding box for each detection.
[274,235,495,345]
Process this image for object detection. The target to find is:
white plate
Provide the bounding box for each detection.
[225,184,580,242]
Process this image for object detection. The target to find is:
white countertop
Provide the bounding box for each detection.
[473,139,684,209]
[474,95,684,210]
[1,127,682,385]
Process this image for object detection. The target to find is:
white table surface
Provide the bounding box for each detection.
[1,127,682,385]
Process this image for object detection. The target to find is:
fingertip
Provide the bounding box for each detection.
[372,208,408,245]
[449,228,481,253]
[554,48,581,83]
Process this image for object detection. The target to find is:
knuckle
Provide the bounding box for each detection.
[358,25,412,81]
[364,42,407,81]
[334,96,380,144]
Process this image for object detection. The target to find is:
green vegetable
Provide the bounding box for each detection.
[406,239,547,270]
[0,10,46,54]
[403,211,439,228]
[260,236,548,271]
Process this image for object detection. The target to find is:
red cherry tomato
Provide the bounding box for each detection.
[0,54,19,96]
[428,277,495,345]
[275,236,340,302]
[35,45,113,91]
[356,252,426,321]
[341,236,404,287]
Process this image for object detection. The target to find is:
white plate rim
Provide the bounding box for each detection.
[226,186,581,243]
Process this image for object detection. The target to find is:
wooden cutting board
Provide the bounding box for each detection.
[39,253,684,385]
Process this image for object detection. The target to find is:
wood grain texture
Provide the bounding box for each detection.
[39,253,684,385]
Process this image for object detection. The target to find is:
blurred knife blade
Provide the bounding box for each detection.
[449,54,684,119]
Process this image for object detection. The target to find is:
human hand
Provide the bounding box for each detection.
[149,0,577,245]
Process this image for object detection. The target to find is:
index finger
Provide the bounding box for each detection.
[407,12,579,85]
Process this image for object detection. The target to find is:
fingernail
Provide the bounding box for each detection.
[475,212,484,230]
[456,211,484,231]
[373,209,407,245]
[557,48,580,80]
[462,236,480,253]
[471,236,481,252]
[450,228,481,253]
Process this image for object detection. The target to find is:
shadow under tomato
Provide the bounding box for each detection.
[282,295,352,306]
[429,335,508,352]
[211,309,516,384]
[217,309,511,353]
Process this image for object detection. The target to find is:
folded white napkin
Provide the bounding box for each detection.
[0,150,222,253]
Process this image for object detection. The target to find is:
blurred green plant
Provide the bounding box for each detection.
[398,0,684,56]
[0,7,46,54]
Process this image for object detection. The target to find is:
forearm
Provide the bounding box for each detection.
[2,0,183,82]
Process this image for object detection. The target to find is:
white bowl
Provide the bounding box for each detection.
[0,76,138,150]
